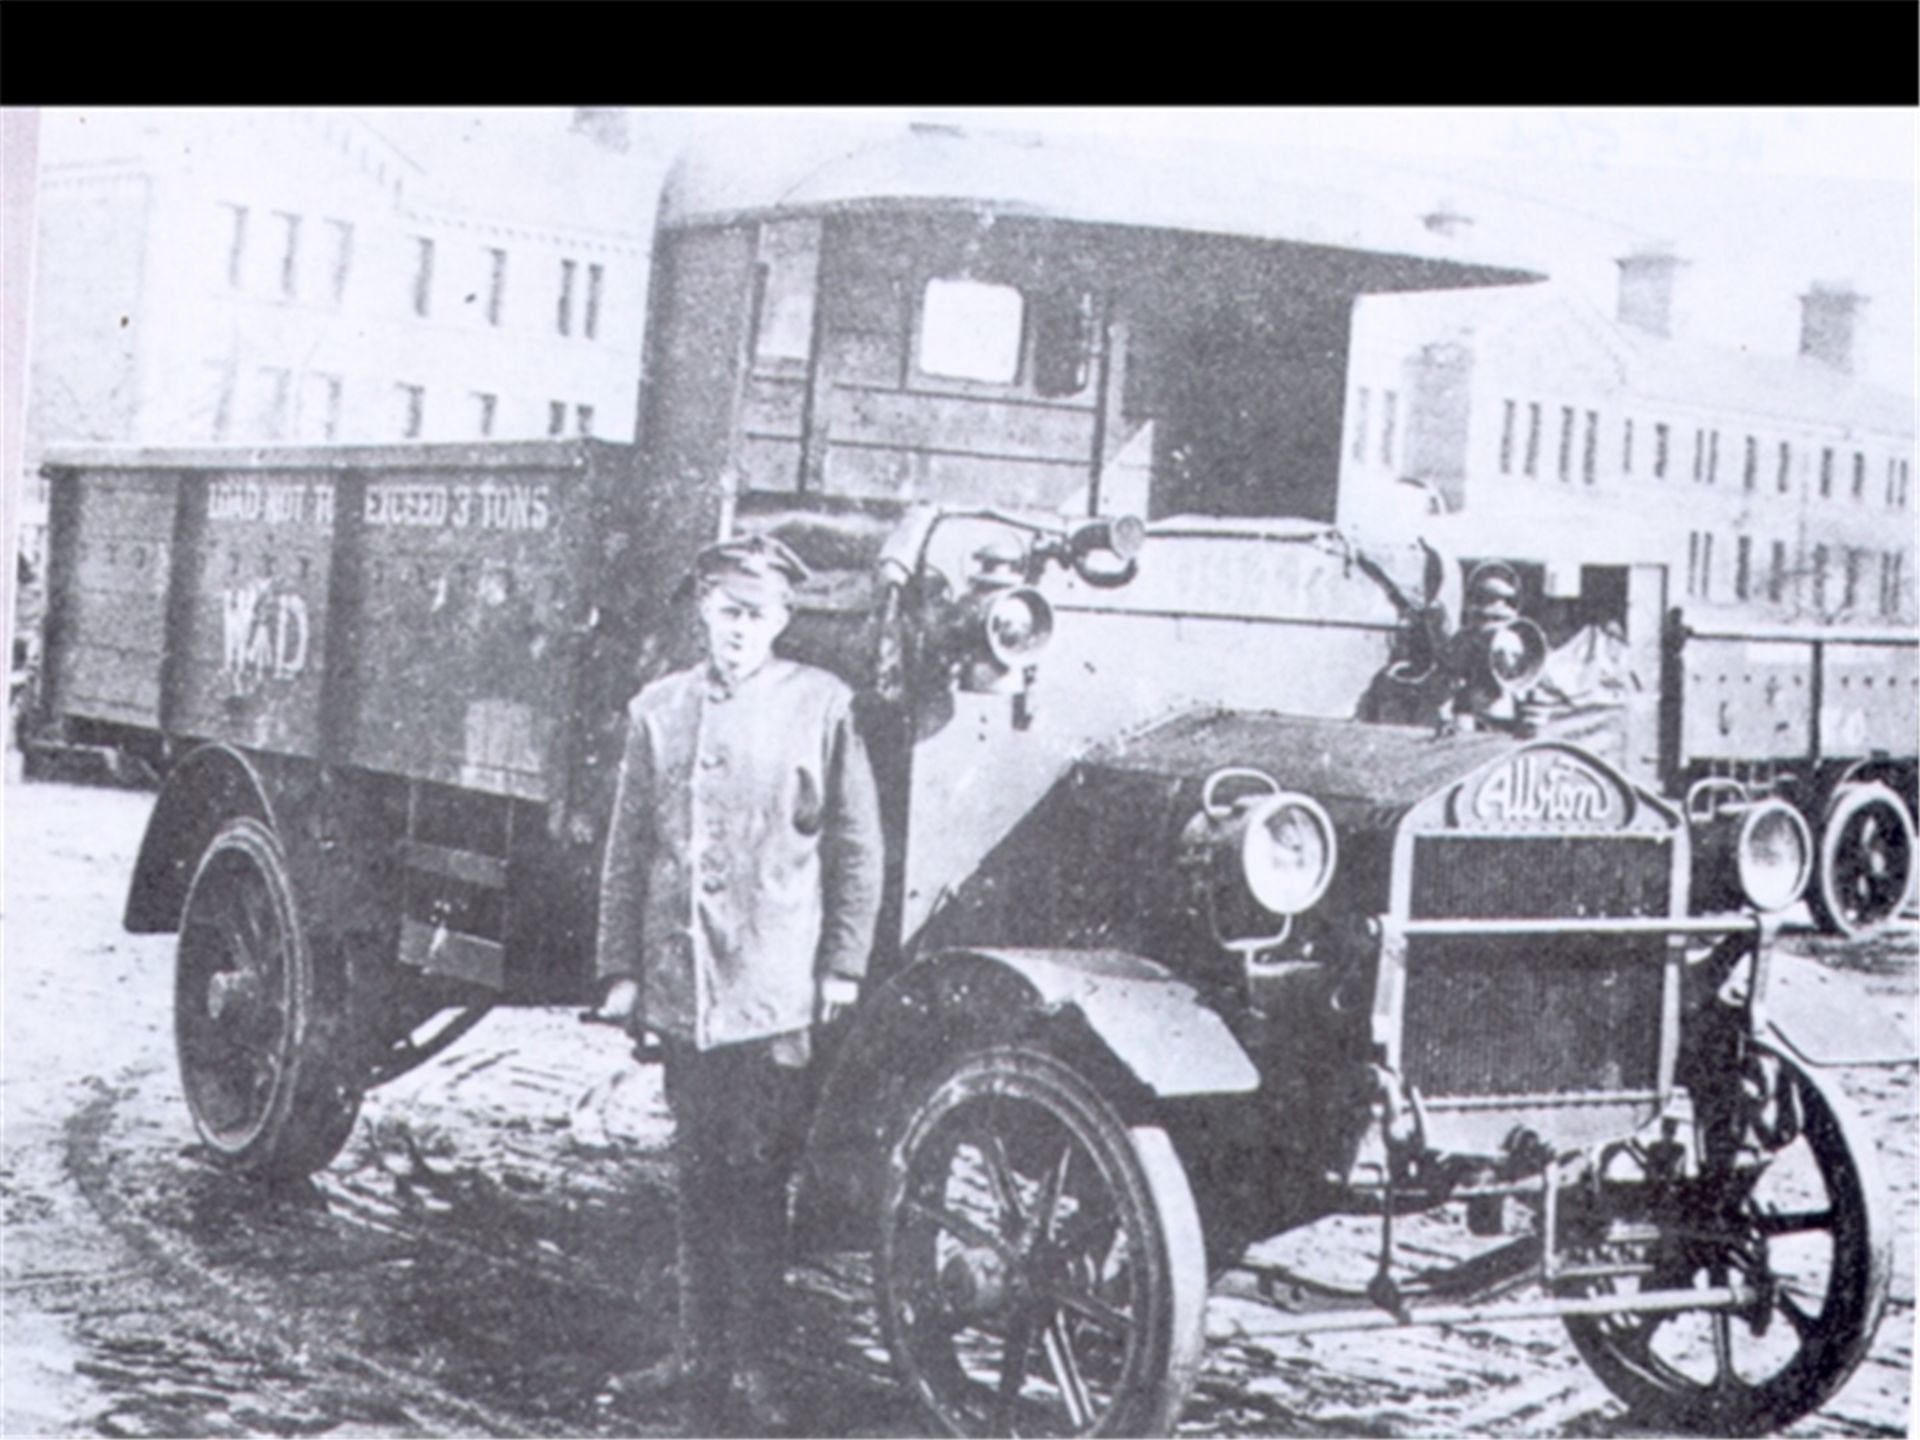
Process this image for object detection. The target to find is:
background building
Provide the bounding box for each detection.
[20,107,676,569]
[1339,254,1916,626]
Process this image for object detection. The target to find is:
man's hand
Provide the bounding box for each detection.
[590,977,642,1026]
[818,974,860,1026]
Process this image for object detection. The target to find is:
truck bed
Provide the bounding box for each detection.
[40,440,717,819]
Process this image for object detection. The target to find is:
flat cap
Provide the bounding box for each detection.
[692,534,812,603]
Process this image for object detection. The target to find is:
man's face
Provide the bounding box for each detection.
[698,585,790,681]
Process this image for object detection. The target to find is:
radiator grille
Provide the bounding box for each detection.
[1401,936,1665,1098]
[1411,835,1671,920]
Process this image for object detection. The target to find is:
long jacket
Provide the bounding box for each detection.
[596,657,885,1050]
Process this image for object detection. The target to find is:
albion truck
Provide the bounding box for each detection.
[30,122,1900,1436]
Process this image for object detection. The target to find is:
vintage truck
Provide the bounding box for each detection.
[31,123,1897,1436]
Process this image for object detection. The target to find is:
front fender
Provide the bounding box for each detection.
[950,947,1259,1097]
[1764,949,1914,1068]
[793,946,1256,1254]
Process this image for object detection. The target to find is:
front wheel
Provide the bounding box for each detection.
[1563,1045,1892,1434]
[1808,783,1915,937]
[878,1046,1208,1438]
[175,817,361,1178]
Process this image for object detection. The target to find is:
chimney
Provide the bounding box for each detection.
[570,107,630,154]
[1614,244,1687,338]
[1799,281,1867,375]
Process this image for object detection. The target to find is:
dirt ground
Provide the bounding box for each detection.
[3,770,1914,1438]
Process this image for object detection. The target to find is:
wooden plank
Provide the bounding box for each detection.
[1820,641,1920,756]
[398,916,505,989]
[739,374,807,439]
[830,386,1096,464]
[57,644,163,724]
[827,331,903,389]
[738,435,804,494]
[399,838,508,890]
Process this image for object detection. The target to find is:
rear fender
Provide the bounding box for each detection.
[794,946,1256,1253]
[125,743,277,933]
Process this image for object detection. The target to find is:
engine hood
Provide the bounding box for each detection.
[1082,709,1524,833]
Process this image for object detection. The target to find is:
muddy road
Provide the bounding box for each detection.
[4,771,1914,1437]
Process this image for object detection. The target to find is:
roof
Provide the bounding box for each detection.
[1359,285,1915,438]
[38,108,663,246]
[663,118,1543,286]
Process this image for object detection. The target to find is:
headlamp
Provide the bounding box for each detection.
[1734,799,1813,914]
[1182,770,1340,952]
[1689,794,1812,915]
[1239,793,1339,917]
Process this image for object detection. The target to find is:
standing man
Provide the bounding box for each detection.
[594,534,884,1435]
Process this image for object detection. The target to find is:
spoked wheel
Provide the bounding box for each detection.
[1564,1044,1892,1434]
[1809,783,1915,938]
[878,1046,1207,1438]
[175,818,361,1178]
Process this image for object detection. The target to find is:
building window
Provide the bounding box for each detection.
[1851,451,1865,500]
[322,220,354,306]
[557,259,578,337]
[299,373,342,442]
[547,400,567,437]
[1621,417,1634,476]
[1380,390,1398,468]
[1352,388,1370,463]
[1769,540,1787,602]
[1901,459,1912,508]
[1653,422,1670,479]
[1887,457,1900,507]
[1735,535,1752,601]
[220,203,248,289]
[1706,430,1720,484]
[1692,429,1705,483]
[1686,531,1717,599]
[1884,552,1906,617]
[1777,440,1791,493]
[1742,435,1757,491]
[1813,544,1828,611]
[1819,447,1834,497]
[1582,410,1598,485]
[1844,548,1862,611]
[204,360,236,441]
[1554,406,1573,482]
[472,392,497,438]
[411,238,435,318]
[485,248,507,327]
[253,366,292,440]
[273,212,301,300]
[585,263,604,340]
[1499,399,1515,474]
[575,403,595,437]
[395,383,425,439]
[1524,403,1542,478]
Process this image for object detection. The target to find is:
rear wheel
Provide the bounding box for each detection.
[878,1046,1207,1437]
[1808,783,1915,937]
[1563,1045,1891,1434]
[174,818,361,1178]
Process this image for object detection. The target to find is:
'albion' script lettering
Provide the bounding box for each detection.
[1473,753,1615,825]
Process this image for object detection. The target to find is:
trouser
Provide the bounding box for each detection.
[661,1034,813,1407]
